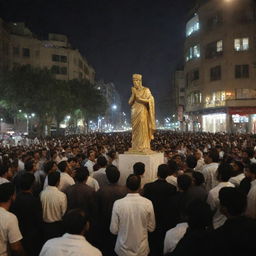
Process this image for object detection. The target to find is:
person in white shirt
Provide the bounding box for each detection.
[84,150,96,175]
[0,183,25,256]
[40,209,102,256]
[110,174,155,256]
[194,150,205,172]
[57,161,75,192]
[166,160,179,188]
[164,222,188,254]
[0,164,11,185]
[202,150,219,192]
[40,172,67,240]
[92,156,108,187]
[207,163,234,229]
[246,164,256,219]
[229,160,245,187]
[43,161,58,189]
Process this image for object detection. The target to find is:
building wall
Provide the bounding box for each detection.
[184,0,256,132]
[0,18,11,70]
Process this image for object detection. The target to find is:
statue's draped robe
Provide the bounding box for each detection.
[131,87,156,152]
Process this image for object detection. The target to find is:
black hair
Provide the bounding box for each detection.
[106,165,120,183]
[48,171,60,186]
[75,167,89,183]
[217,163,233,182]
[208,150,219,163]
[126,174,141,191]
[219,187,247,216]
[0,164,9,177]
[177,174,192,191]
[248,163,256,175]
[0,182,15,202]
[63,209,89,235]
[186,155,197,169]
[20,173,35,191]
[58,161,68,173]
[44,161,56,174]
[96,156,107,167]
[24,160,35,172]
[167,160,179,175]
[192,171,205,186]
[157,164,169,179]
[133,162,145,176]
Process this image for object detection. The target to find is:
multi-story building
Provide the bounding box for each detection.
[0,18,11,70]
[1,19,95,83]
[184,0,256,133]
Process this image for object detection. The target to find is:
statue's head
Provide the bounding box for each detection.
[132,74,142,89]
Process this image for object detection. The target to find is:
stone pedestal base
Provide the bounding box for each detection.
[118,153,164,186]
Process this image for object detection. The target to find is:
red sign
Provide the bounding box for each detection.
[228,107,256,115]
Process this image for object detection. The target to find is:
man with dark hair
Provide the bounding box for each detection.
[143,164,176,255]
[0,164,11,184]
[0,183,25,256]
[186,155,197,172]
[65,167,95,217]
[40,172,67,241]
[12,173,43,256]
[246,163,256,219]
[84,150,96,175]
[133,162,145,177]
[39,209,102,256]
[92,156,108,187]
[202,150,219,192]
[57,161,75,192]
[207,163,234,229]
[110,174,155,256]
[43,161,58,189]
[210,187,256,256]
[96,165,127,255]
[166,160,179,188]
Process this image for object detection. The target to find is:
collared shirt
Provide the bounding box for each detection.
[194,158,205,172]
[0,177,9,185]
[229,173,245,187]
[110,193,155,256]
[86,176,100,191]
[40,186,67,223]
[84,160,95,176]
[202,162,219,192]
[59,173,75,192]
[207,182,235,229]
[246,179,256,219]
[0,207,23,256]
[166,175,177,188]
[39,233,102,256]
[164,222,188,254]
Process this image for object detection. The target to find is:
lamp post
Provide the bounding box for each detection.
[111,104,117,129]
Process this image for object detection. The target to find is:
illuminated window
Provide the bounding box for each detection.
[186,14,200,37]
[206,40,223,59]
[186,45,200,62]
[234,38,249,51]
[217,40,223,52]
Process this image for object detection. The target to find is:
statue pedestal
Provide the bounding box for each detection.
[118,153,165,186]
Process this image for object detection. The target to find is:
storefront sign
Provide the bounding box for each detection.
[228,107,256,115]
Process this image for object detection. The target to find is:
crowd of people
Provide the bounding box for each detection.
[1,131,256,256]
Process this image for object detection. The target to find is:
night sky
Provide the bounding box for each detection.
[0,0,195,119]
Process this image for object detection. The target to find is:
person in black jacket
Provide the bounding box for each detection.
[143,164,177,256]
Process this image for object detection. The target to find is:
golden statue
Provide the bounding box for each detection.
[128,74,156,154]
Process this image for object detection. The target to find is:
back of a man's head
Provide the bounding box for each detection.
[0,183,15,203]
[167,160,179,175]
[208,150,219,163]
[219,187,247,217]
[24,160,35,172]
[177,174,192,192]
[157,164,169,179]
[48,171,60,186]
[58,161,68,173]
[133,162,145,176]
[63,209,89,235]
[20,173,35,191]
[126,174,141,191]
[44,161,56,174]
[97,156,108,168]
[75,167,89,183]
[192,171,205,186]
[106,165,120,184]
[186,155,197,169]
[0,164,9,177]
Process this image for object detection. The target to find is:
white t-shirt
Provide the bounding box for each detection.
[0,207,23,256]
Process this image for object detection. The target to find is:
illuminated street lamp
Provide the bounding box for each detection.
[112,104,117,110]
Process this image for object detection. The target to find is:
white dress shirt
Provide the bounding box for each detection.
[246,179,256,219]
[59,173,75,192]
[0,207,23,256]
[207,182,234,229]
[229,173,245,187]
[164,222,188,254]
[202,162,219,192]
[39,233,102,256]
[86,176,100,191]
[194,158,205,172]
[166,175,177,188]
[110,193,155,256]
[0,177,9,185]
[40,186,67,223]
[84,160,95,176]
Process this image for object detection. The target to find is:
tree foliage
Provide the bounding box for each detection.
[0,65,107,136]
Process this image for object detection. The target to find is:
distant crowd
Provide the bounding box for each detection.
[1,131,256,256]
